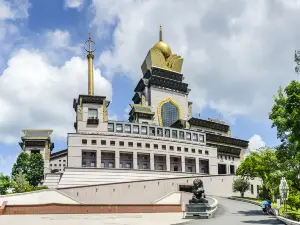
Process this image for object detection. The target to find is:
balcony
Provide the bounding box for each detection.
[87,117,99,125]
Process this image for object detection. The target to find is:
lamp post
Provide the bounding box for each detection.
[279,177,289,217]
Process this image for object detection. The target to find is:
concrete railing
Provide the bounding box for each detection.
[184,196,218,219]
[228,197,300,225]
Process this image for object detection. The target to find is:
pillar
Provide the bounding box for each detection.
[166,154,170,171]
[150,152,155,170]
[181,155,185,173]
[97,149,101,168]
[196,156,200,173]
[133,151,138,169]
[115,150,120,169]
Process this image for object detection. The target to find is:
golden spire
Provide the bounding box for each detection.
[159,25,163,41]
[84,33,96,95]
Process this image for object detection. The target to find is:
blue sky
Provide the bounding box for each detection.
[2,0,298,175]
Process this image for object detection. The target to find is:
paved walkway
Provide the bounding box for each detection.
[183,196,284,225]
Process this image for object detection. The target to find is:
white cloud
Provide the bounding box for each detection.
[242,134,266,158]
[46,30,71,49]
[64,0,84,9]
[0,49,112,144]
[90,0,299,121]
[108,114,118,121]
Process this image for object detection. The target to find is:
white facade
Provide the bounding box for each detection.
[50,155,67,172]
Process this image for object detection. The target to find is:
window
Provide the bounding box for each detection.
[177,147,181,152]
[50,164,52,166]
[92,140,97,145]
[192,149,195,153]
[184,148,188,152]
[161,101,179,127]
[101,162,104,168]
[154,144,158,149]
[119,141,124,146]
[146,143,150,148]
[63,164,66,167]
[174,166,178,171]
[188,167,192,172]
[82,151,96,168]
[128,142,133,147]
[192,133,198,141]
[141,126,147,135]
[205,150,209,155]
[31,150,40,154]
[88,108,98,119]
[179,131,184,140]
[172,130,177,139]
[101,140,106,145]
[59,164,61,166]
[137,143,142,148]
[149,127,155,136]
[186,132,191,140]
[170,146,174,151]
[63,160,66,162]
[230,165,235,174]
[251,185,254,194]
[133,125,139,134]
[108,123,114,132]
[82,139,87,144]
[199,135,204,142]
[232,157,235,161]
[116,124,123,132]
[198,149,202,154]
[162,145,166,150]
[165,129,170,137]
[157,128,163,137]
[124,124,131,133]
[59,160,61,162]
[110,141,115,146]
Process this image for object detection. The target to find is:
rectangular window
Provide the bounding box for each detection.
[179,131,184,139]
[199,135,204,142]
[124,124,131,133]
[63,164,66,167]
[162,145,166,150]
[170,146,174,151]
[165,129,170,137]
[251,185,254,194]
[92,140,97,145]
[59,164,61,166]
[172,130,177,139]
[186,132,191,140]
[128,142,133,147]
[149,127,155,136]
[205,150,209,155]
[230,165,235,174]
[192,133,198,141]
[198,149,202,154]
[63,160,66,162]
[82,139,87,144]
[232,157,235,161]
[50,164,52,166]
[184,148,188,152]
[157,128,163,137]
[177,147,181,152]
[82,151,96,168]
[141,126,148,135]
[137,142,142,148]
[225,156,227,160]
[192,149,195,153]
[101,140,106,145]
[154,144,158,149]
[119,141,124,146]
[88,108,98,119]
[110,141,115,146]
[108,123,114,132]
[116,124,123,132]
[54,164,57,166]
[133,125,139,134]
[146,143,150,148]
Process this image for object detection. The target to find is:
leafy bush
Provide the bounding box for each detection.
[232,176,250,197]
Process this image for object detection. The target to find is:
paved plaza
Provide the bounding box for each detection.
[0,197,284,225]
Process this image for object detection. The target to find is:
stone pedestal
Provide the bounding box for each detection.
[185,203,212,219]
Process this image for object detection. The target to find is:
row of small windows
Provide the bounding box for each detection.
[82,139,209,155]
[107,123,204,142]
[50,164,66,167]
[218,154,235,161]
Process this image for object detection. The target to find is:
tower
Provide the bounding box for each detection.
[129,26,191,127]
[73,33,110,133]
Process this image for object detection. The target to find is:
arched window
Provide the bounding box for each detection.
[161,101,179,127]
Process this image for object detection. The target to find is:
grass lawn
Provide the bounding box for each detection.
[231,196,300,221]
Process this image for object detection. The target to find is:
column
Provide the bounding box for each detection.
[181,155,185,173]
[166,154,170,171]
[97,149,101,168]
[143,79,149,106]
[115,150,120,169]
[133,151,138,169]
[150,152,155,170]
[196,156,200,173]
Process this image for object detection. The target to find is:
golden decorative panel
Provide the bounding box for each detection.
[157,97,182,126]
[103,103,108,122]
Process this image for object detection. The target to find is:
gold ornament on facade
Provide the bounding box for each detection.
[77,98,83,121]
[103,103,108,122]
[141,26,184,74]
[157,97,182,126]
[141,95,146,106]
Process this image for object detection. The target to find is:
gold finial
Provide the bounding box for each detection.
[159,25,163,41]
[84,33,96,95]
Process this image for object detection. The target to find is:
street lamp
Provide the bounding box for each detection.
[279,177,289,217]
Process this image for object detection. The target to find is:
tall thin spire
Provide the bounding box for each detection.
[84,33,96,95]
[159,25,163,41]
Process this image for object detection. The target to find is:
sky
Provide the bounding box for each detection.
[0,0,299,175]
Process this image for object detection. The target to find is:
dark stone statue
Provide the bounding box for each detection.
[189,178,208,204]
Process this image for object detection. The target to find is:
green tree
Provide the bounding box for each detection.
[232,176,250,198]
[12,152,30,178]
[27,153,44,186]
[12,172,32,193]
[0,173,10,195]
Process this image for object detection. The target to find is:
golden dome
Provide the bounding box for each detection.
[151,25,172,59]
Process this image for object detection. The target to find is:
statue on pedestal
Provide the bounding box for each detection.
[189,178,208,204]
